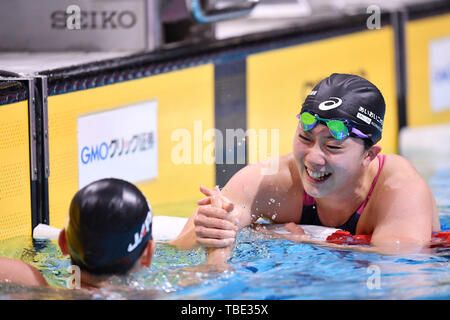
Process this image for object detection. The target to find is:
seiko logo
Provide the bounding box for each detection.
[318,97,343,111]
[51,10,137,30]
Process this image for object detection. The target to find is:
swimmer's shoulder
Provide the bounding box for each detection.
[368,154,439,230]
[367,154,425,214]
[378,154,426,187]
[377,154,440,230]
[0,257,48,287]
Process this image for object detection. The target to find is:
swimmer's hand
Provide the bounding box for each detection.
[194,186,239,249]
[196,186,240,265]
[168,185,238,252]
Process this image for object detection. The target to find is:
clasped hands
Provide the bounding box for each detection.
[193,186,311,249]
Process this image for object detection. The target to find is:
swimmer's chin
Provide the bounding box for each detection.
[303,189,326,199]
[301,179,333,199]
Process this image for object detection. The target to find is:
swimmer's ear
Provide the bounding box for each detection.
[140,240,156,268]
[363,144,381,167]
[58,229,70,255]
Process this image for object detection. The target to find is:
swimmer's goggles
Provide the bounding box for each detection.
[297,111,369,140]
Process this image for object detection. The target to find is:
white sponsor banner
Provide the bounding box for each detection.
[77,100,158,189]
[429,36,450,113]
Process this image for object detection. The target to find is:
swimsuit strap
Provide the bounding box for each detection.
[356,154,385,214]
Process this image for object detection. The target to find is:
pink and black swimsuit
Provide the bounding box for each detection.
[299,155,386,235]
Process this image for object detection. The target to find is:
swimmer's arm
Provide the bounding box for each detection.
[256,221,428,255]
[297,239,425,255]
[204,157,303,264]
[259,230,426,255]
[0,257,49,287]
[368,178,434,252]
[168,210,200,250]
[169,163,265,251]
[169,166,256,251]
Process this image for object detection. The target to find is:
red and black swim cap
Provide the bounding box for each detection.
[301,73,385,145]
[65,178,153,275]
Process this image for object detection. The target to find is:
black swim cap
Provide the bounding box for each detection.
[65,178,153,275]
[300,73,385,144]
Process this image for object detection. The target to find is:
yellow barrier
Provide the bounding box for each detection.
[406,13,450,127]
[247,27,398,157]
[0,101,32,240]
[48,65,215,228]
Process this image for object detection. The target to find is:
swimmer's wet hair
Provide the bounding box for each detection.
[65,178,153,275]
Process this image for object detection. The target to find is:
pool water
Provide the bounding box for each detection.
[0,167,449,300]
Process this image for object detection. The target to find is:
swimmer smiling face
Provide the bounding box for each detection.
[293,73,383,199]
[293,122,378,199]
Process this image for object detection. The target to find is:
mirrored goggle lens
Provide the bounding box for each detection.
[327,120,349,140]
[299,112,351,140]
[300,112,317,130]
